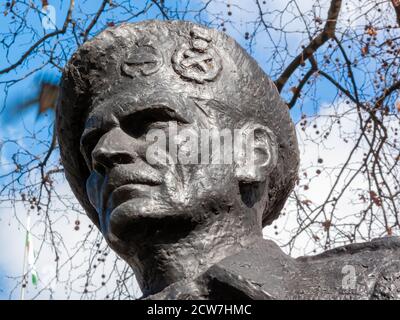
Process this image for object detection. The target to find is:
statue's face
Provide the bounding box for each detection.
[80,94,242,244]
[58,22,299,254]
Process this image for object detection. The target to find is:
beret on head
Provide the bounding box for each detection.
[56,20,299,228]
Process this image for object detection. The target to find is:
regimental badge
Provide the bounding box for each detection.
[122,37,163,77]
[172,26,222,84]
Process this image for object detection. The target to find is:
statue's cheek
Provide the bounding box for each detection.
[86,171,104,214]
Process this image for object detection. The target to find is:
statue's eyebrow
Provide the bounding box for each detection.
[118,104,190,138]
[80,126,106,146]
[115,102,191,124]
[79,113,118,169]
[81,112,118,143]
[81,103,189,143]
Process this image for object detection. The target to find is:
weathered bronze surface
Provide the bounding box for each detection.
[56,20,400,300]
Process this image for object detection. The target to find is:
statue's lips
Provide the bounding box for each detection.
[108,183,159,210]
[102,168,163,216]
[106,183,176,237]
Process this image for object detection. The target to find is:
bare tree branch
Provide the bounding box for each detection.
[0,0,75,76]
[275,0,342,92]
[391,0,400,26]
[82,0,110,42]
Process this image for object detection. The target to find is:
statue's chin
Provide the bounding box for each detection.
[106,197,195,243]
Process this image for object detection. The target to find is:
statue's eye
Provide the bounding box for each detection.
[120,107,187,138]
[80,130,106,170]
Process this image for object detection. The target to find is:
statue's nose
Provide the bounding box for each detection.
[91,128,137,174]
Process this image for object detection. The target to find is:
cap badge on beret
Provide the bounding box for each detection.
[122,36,163,77]
[172,26,222,84]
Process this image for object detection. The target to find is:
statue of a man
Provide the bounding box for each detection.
[56,20,400,299]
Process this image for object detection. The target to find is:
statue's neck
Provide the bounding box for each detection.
[131,212,262,297]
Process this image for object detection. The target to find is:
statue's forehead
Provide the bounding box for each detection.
[77,21,250,137]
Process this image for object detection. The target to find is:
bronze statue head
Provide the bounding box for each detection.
[56,20,299,295]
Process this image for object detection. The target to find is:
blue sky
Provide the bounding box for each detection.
[0,266,9,299]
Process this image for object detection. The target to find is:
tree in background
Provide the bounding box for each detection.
[0,0,399,299]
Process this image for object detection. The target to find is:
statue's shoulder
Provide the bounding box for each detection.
[202,239,300,299]
[146,239,297,300]
[205,237,400,300]
[146,237,400,300]
[295,236,400,299]
[298,236,400,262]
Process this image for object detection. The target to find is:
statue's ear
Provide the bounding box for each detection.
[234,123,278,183]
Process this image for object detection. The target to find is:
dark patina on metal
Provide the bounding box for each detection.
[56,20,400,300]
